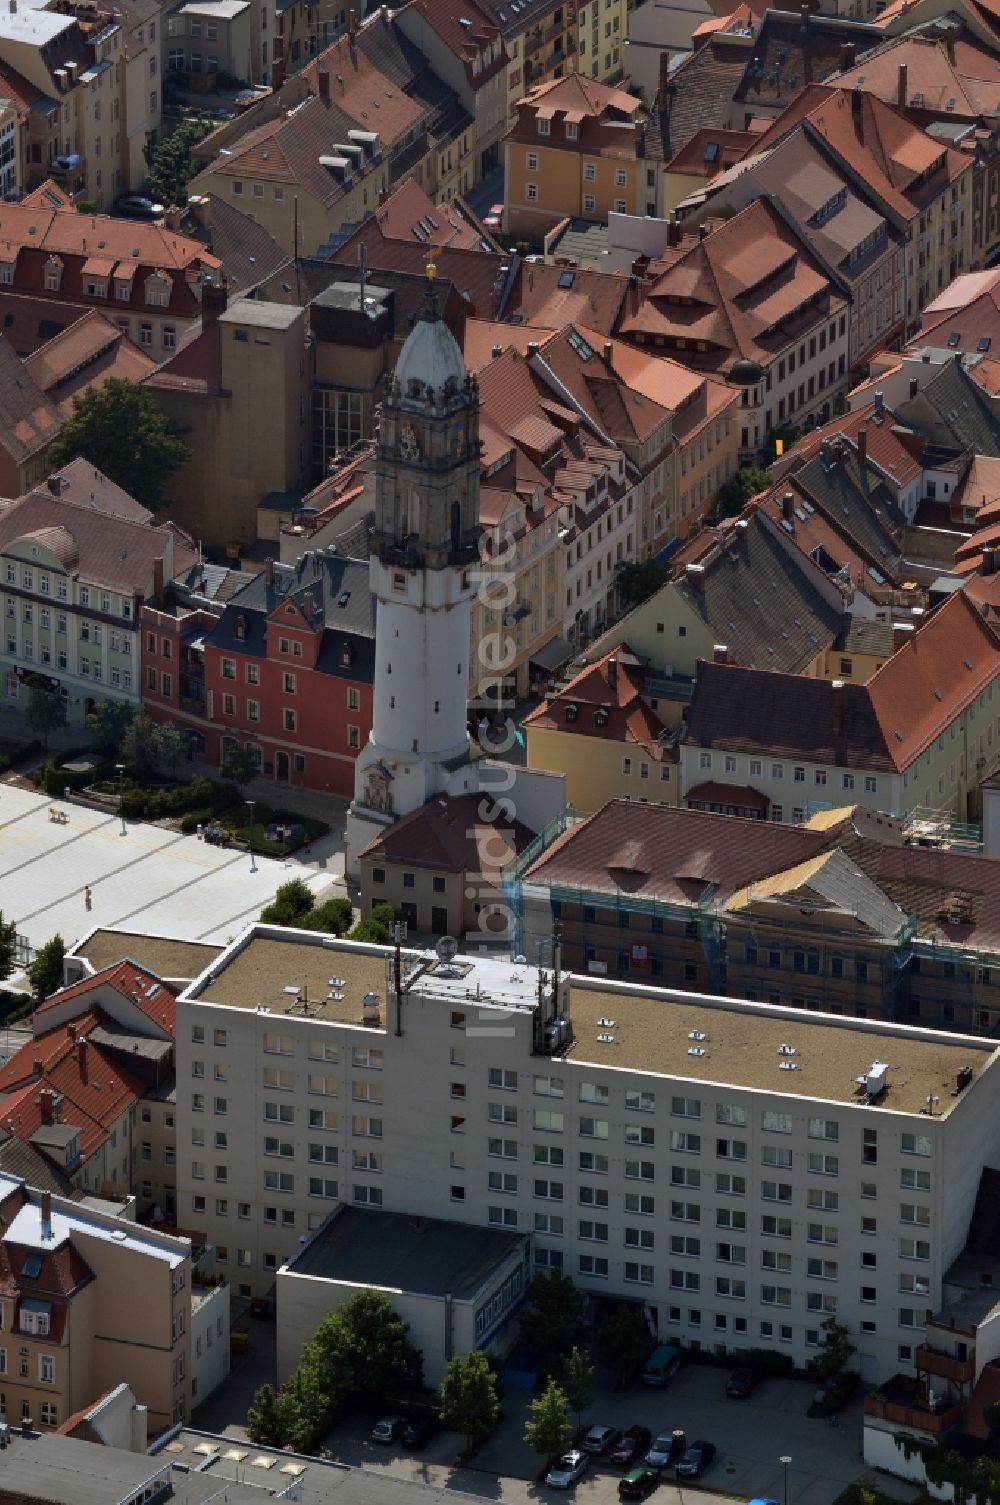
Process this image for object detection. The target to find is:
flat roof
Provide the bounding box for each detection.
[286,1206,525,1299]
[567,981,994,1114]
[0,1177,188,1267]
[220,299,302,331]
[0,1432,167,1505]
[186,929,555,1022]
[178,0,250,13]
[71,928,223,979]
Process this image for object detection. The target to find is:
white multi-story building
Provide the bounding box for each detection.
[176,926,1000,1384]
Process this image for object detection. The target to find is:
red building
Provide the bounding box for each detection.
[142,551,375,795]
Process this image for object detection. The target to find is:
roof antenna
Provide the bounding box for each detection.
[358,239,367,310]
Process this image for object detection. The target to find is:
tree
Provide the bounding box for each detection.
[348,902,399,944]
[87,698,134,759]
[333,1289,422,1401]
[595,1305,654,1390]
[246,1383,283,1446]
[439,1350,499,1453]
[277,1358,329,1453]
[814,1316,856,1386]
[520,1271,586,1380]
[299,896,354,935]
[614,557,669,612]
[122,713,162,782]
[25,688,66,748]
[29,933,65,1005]
[154,722,188,780]
[524,1379,572,1459]
[49,379,190,511]
[561,1347,594,1430]
[145,116,215,207]
[717,464,772,519]
[0,911,16,983]
[260,878,315,925]
[222,742,259,793]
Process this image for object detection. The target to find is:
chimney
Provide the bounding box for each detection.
[713,643,729,664]
[76,1038,87,1077]
[303,590,314,619]
[840,41,855,70]
[830,678,845,735]
[348,5,356,39]
[40,1192,51,1241]
[491,343,502,358]
[897,61,907,109]
[271,35,286,90]
[265,557,275,587]
[39,1092,54,1126]
[982,546,997,577]
[603,340,613,366]
[186,194,212,232]
[527,341,540,356]
[318,67,331,101]
[782,491,795,521]
[699,222,709,240]
[202,275,228,326]
[892,621,916,653]
[666,216,680,248]
[608,656,617,689]
[658,49,670,101]
[686,562,706,590]
[874,388,884,415]
[852,85,862,113]
[32,1058,43,1075]
[857,427,867,467]
[152,554,165,608]
[65,1024,75,1039]
[909,376,919,399]
[47,474,61,496]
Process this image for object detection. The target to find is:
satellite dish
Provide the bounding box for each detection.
[436,936,459,963]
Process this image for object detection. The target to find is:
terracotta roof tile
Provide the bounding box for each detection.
[524,647,667,754]
[0,336,60,465]
[32,961,177,1036]
[0,488,186,595]
[359,792,533,869]
[503,262,628,335]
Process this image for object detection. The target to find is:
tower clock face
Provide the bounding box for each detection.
[399,423,420,461]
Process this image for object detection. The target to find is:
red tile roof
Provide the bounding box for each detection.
[32,960,177,1036]
[397,0,506,88]
[326,225,504,320]
[358,792,533,870]
[24,311,157,416]
[505,262,628,335]
[370,180,495,250]
[524,647,668,755]
[0,336,61,466]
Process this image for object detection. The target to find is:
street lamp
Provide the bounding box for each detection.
[246,799,256,873]
[673,1431,686,1504]
[116,763,126,836]
[781,1455,792,1505]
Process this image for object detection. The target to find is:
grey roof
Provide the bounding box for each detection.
[793,443,907,575]
[784,847,908,940]
[207,551,376,683]
[178,193,289,297]
[671,509,845,672]
[0,1137,76,1198]
[220,299,301,331]
[395,306,467,392]
[0,1433,166,1505]
[838,616,894,657]
[87,1024,172,1062]
[29,1123,81,1148]
[645,40,750,162]
[287,1205,526,1300]
[547,218,609,270]
[901,357,1000,458]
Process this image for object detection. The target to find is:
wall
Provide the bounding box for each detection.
[277,1274,455,1386]
[190,1280,230,1408]
[526,723,677,811]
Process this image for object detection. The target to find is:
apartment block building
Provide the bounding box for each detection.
[0,469,194,726]
[0,1178,193,1432]
[174,924,1000,1385]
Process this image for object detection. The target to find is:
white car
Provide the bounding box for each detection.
[546,1450,590,1489]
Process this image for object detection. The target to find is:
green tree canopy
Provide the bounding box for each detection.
[0,912,16,983]
[260,877,316,925]
[614,556,670,612]
[29,933,65,1004]
[49,379,190,512]
[561,1347,595,1428]
[439,1349,499,1453]
[595,1305,655,1389]
[246,1384,283,1446]
[26,688,66,747]
[145,116,215,208]
[520,1270,586,1381]
[299,896,354,935]
[524,1379,572,1459]
[222,742,259,792]
[277,1358,329,1453]
[86,698,134,759]
[814,1316,856,1384]
[717,464,773,519]
[122,713,163,782]
[154,723,188,780]
[349,902,399,944]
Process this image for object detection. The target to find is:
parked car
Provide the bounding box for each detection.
[114,193,165,220]
[645,1432,685,1470]
[726,1367,761,1399]
[747,1497,780,1505]
[642,1344,684,1386]
[371,1415,406,1443]
[401,1417,438,1448]
[583,1424,622,1455]
[546,1451,590,1489]
[619,1467,662,1500]
[611,1427,653,1467]
[676,1441,717,1478]
[483,202,503,227]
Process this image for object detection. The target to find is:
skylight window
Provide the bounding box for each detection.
[567,328,595,361]
[947,331,961,348]
[22,1255,42,1279]
[978,337,992,353]
[558,270,575,289]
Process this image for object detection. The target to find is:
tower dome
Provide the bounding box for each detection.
[393,267,468,398]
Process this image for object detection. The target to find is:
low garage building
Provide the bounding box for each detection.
[276,1205,530,1386]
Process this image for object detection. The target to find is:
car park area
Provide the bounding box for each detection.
[323,1363,917,1505]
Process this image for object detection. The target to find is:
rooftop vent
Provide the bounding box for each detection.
[597,1016,616,1027]
[687,1046,706,1057]
[778,1060,798,1071]
[688,1030,707,1041]
[777,1043,797,1056]
[597,1032,615,1044]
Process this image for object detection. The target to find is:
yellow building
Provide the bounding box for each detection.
[524,647,677,812]
[503,72,647,235]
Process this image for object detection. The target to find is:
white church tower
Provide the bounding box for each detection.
[345,262,481,871]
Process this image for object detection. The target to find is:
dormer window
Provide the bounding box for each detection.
[565,703,578,722]
[144,270,171,308]
[340,644,351,667]
[234,617,246,641]
[537,116,550,136]
[566,121,578,139]
[115,275,133,301]
[84,275,108,298]
[44,256,63,292]
[0,257,14,286]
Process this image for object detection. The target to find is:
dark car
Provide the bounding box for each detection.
[676,1441,716,1478]
[645,1432,685,1470]
[726,1367,761,1399]
[401,1417,438,1449]
[583,1424,622,1455]
[114,193,165,220]
[619,1468,661,1500]
[611,1428,653,1467]
[371,1415,406,1443]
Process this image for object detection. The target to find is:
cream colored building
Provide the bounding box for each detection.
[175,924,1000,1385]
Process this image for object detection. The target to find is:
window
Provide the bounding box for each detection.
[488,1067,517,1090]
[671,1096,700,1118]
[901,1133,932,1156]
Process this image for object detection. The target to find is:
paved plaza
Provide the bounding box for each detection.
[0,782,345,961]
